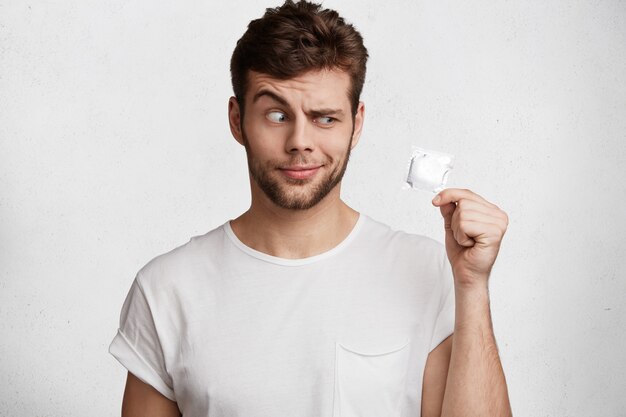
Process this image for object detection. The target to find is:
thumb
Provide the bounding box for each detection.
[439,203,461,256]
[439,202,456,234]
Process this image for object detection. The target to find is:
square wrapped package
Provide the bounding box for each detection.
[405,147,454,193]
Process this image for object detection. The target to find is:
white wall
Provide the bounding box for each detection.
[1,0,625,415]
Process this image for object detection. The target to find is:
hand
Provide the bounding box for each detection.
[432,188,509,290]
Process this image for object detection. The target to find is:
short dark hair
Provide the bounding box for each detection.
[230,0,369,118]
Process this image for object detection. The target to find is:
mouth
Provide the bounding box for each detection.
[278,165,322,180]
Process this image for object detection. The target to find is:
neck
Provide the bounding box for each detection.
[229,183,360,259]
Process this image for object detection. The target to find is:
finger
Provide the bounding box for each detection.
[450,215,476,248]
[439,202,456,230]
[452,220,504,247]
[455,199,495,216]
[450,206,472,247]
[432,188,497,209]
[439,196,508,229]
[457,198,508,225]
[452,207,508,231]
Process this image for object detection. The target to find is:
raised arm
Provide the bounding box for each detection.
[429,188,513,416]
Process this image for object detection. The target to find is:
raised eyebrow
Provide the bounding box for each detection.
[252,91,343,117]
[252,90,290,108]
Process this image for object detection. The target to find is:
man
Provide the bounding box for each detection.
[109,1,513,416]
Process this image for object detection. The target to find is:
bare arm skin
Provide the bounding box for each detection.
[426,188,513,416]
[121,372,181,417]
[421,335,453,417]
[439,287,512,417]
[421,289,512,417]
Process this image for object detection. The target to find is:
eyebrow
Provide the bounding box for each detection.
[252,89,345,117]
[310,108,345,117]
[253,90,290,107]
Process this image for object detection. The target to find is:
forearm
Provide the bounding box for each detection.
[440,284,512,417]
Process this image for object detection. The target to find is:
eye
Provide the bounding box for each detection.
[315,116,336,126]
[266,111,287,123]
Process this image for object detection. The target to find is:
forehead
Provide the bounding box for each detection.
[246,69,352,108]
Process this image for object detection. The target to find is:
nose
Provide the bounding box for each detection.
[285,116,314,154]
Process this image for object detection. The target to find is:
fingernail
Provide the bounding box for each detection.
[432,195,441,204]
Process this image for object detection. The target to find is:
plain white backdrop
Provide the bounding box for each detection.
[1,0,625,416]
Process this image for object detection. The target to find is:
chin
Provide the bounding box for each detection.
[276,182,340,210]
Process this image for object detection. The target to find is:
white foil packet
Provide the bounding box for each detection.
[404,146,454,193]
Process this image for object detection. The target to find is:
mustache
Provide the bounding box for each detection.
[274,156,329,169]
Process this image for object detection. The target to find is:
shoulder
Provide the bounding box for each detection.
[135,222,227,290]
[360,214,445,260]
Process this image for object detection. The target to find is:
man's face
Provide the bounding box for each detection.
[228,69,364,210]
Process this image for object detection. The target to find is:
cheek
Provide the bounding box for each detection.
[324,133,353,154]
[246,141,276,162]
[243,120,284,152]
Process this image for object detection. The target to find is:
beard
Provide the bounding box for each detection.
[241,126,354,211]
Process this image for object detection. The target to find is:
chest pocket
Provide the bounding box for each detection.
[333,338,411,417]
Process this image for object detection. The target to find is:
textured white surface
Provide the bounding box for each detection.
[1,0,625,416]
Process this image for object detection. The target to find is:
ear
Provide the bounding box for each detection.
[350,101,365,150]
[228,96,244,146]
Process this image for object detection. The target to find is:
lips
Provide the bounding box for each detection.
[279,165,321,179]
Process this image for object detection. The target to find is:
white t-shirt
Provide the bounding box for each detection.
[109,213,455,417]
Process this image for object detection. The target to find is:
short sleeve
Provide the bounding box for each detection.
[429,249,456,352]
[108,276,176,401]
